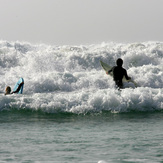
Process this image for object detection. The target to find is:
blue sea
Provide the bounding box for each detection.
[0,40,163,162]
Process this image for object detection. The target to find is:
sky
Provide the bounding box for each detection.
[0,0,163,45]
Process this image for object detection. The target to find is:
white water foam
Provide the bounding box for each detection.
[0,40,162,113]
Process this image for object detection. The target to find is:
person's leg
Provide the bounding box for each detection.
[115,80,123,89]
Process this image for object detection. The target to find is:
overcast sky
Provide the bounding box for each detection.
[0,0,163,45]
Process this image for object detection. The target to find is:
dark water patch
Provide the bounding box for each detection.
[1,108,163,125]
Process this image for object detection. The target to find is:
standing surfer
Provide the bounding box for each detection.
[106,58,131,89]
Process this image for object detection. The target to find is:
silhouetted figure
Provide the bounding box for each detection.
[106,58,131,89]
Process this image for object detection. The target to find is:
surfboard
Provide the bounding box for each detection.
[13,78,24,94]
[100,60,113,76]
[100,60,138,87]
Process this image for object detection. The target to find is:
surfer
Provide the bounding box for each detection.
[106,58,131,89]
[5,81,24,95]
[5,86,12,95]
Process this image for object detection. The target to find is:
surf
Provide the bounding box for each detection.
[0,40,162,113]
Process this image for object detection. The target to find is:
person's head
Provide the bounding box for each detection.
[5,86,11,95]
[116,58,123,67]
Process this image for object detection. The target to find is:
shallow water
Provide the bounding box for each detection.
[1,111,163,162]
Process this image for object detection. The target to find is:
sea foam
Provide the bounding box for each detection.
[0,40,162,113]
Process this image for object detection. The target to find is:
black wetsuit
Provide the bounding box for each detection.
[109,66,130,88]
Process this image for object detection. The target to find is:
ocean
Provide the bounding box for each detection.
[0,40,163,162]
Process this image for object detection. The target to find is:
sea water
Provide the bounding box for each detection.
[0,40,163,162]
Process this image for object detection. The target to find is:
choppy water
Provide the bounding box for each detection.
[0,40,163,162]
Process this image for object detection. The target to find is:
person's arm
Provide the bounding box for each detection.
[106,67,113,75]
[11,82,24,94]
[124,69,131,80]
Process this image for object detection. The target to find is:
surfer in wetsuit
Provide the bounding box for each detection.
[5,81,24,95]
[106,58,131,89]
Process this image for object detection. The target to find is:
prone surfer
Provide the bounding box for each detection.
[5,81,24,95]
[106,58,131,89]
